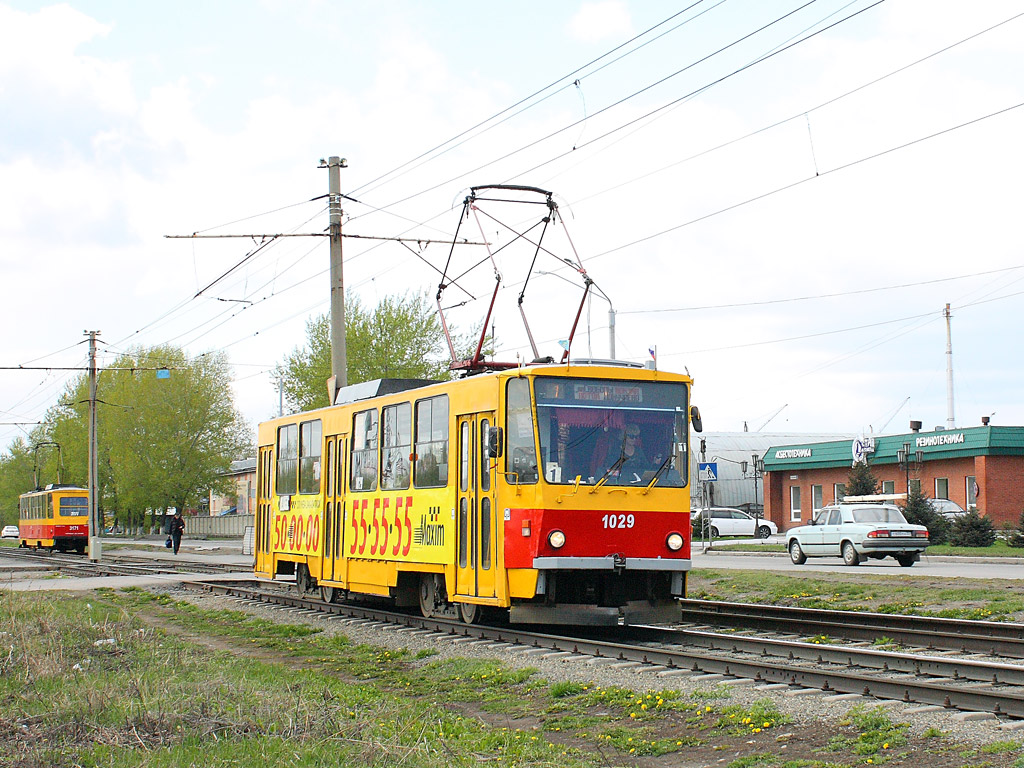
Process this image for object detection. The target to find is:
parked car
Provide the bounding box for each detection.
[1,525,19,539]
[691,507,778,539]
[929,498,967,518]
[787,503,929,567]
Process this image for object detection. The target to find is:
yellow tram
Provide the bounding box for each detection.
[256,362,699,625]
[18,485,89,553]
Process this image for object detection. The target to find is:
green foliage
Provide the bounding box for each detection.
[274,291,457,413]
[949,509,997,548]
[900,485,950,544]
[1007,511,1024,548]
[1,344,253,530]
[0,438,37,524]
[845,461,879,497]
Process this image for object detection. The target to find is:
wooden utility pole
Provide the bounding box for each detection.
[86,330,101,562]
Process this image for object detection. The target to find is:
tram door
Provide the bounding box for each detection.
[321,435,347,585]
[455,413,497,601]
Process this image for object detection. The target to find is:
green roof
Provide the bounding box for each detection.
[763,426,1024,471]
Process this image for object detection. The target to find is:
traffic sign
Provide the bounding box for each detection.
[698,462,718,482]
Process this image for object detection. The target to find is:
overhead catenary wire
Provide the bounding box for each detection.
[349,1,716,199]
[369,0,855,216]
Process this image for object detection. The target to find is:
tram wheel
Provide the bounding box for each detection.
[295,564,314,594]
[320,585,338,604]
[458,601,480,625]
[419,574,439,618]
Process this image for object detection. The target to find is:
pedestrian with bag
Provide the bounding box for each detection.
[169,509,185,555]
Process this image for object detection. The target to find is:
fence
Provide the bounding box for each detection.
[179,514,255,538]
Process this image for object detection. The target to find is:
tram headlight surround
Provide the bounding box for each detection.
[548,530,566,549]
[666,532,684,551]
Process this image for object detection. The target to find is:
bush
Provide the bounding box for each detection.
[948,510,997,548]
[900,487,950,545]
[1006,512,1024,548]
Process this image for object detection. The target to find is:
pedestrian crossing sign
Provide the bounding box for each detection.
[698,462,718,482]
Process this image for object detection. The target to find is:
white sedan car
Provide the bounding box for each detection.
[787,503,929,567]
[691,508,778,539]
[1,525,19,539]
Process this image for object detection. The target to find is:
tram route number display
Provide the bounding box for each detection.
[602,513,636,529]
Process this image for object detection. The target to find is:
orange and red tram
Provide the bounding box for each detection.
[18,484,89,553]
[255,362,700,625]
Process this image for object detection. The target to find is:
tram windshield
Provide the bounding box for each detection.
[59,496,89,517]
[534,377,688,487]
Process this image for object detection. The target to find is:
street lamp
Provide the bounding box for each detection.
[750,454,765,518]
[896,442,923,496]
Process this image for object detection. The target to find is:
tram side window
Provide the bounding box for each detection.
[414,396,449,488]
[381,403,412,490]
[276,424,298,496]
[351,409,378,492]
[298,419,322,494]
[506,378,538,484]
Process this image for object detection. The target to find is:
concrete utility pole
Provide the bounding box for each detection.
[326,156,348,401]
[85,330,101,562]
[944,303,955,429]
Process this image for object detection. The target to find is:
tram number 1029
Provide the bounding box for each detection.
[601,513,635,529]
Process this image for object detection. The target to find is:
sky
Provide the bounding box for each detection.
[1,0,1022,452]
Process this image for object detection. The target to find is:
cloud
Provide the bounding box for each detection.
[568,1,633,43]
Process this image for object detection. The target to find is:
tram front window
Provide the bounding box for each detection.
[534,377,688,487]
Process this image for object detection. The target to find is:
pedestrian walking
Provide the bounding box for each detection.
[169,509,185,555]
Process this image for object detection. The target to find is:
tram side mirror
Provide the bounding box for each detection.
[689,406,703,433]
[486,426,504,459]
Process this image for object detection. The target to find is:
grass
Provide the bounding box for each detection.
[688,569,1024,621]
[3,586,1017,767]
[0,587,819,767]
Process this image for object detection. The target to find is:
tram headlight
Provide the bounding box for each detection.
[548,530,566,549]
[666,532,684,551]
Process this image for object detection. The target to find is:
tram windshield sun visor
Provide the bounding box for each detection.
[533,378,689,487]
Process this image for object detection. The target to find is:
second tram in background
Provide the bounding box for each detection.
[18,484,89,553]
[255,362,701,625]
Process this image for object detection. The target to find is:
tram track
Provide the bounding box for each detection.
[0,546,239,577]
[184,579,1024,720]
[678,599,1024,658]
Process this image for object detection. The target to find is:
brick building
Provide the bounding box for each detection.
[762,425,1024,532]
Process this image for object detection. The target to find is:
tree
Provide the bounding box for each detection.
[948,510,997,548]
[846,461,879,497]
[0,344,253,532]
[101,346,252,526]
[900,485,950,545]
[274,290,456,413]
[0,438,37,525]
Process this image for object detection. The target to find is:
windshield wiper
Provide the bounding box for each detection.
[642,455,673,495]
[590,454,627,493]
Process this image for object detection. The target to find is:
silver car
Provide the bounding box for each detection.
[787,504,929,567]
[1,525,19,539]
[929,498,967,518]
